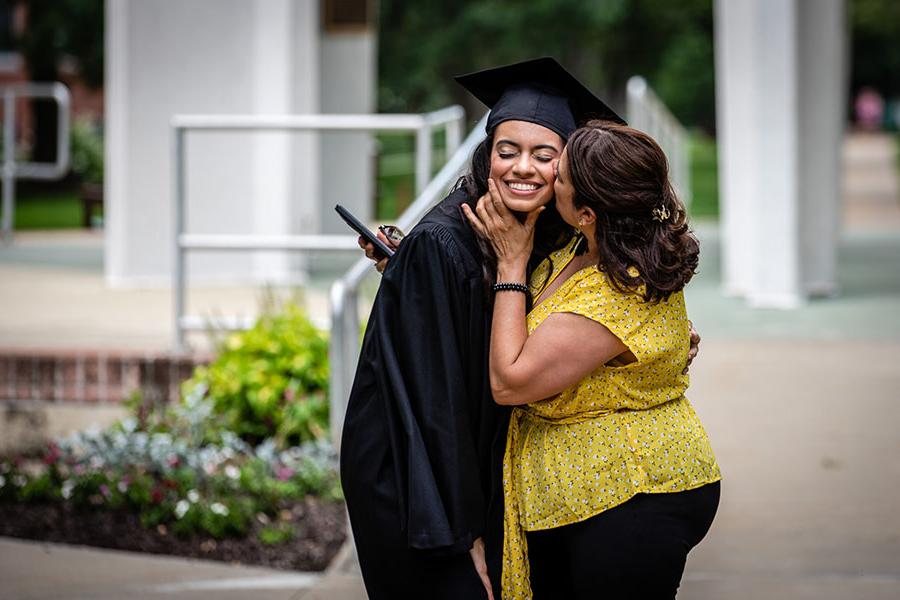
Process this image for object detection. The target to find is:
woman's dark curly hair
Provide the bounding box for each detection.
[566,120,699,303]
[452,130,571,292]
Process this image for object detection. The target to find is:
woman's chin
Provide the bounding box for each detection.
[502,195,552,214]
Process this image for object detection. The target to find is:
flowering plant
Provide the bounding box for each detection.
[0,385,341,543]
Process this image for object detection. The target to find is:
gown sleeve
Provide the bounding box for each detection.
[370,224,487,554]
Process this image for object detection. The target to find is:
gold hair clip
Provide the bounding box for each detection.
[651,205,670,222]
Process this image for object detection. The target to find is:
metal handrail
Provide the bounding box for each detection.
[626,76,691,207]
[328,113,489,448]
[172,107,466,352]
[0,82,71,241]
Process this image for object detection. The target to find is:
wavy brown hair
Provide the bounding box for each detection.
[566,120,699,303]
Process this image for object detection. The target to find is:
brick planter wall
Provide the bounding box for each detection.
[0,350,212,406]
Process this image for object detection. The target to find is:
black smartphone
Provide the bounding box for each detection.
[335,204,395,259]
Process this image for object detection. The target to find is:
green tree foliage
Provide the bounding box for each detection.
[851,0,900,98]
[13,0,103,162]
[15,0,103,86]
[378,0,716,129]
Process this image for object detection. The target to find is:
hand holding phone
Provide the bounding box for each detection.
[335,204,396,259]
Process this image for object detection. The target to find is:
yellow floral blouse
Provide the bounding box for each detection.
[501,237,721,599]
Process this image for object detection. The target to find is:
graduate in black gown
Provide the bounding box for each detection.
[340,58,623,599]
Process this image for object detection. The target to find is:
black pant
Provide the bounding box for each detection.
[527,482,720,600]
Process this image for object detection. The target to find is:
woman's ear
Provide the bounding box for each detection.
[579,206,597,227]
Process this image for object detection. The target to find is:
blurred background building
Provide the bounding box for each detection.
[0,0,897,300]
[105,0,375,286]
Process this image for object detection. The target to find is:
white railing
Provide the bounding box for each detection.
[626,76,691,207]
[0,82,71,241]
[171,107,465,353]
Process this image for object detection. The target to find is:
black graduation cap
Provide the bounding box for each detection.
[455,56,625,140]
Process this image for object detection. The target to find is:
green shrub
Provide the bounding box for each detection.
[185,303,330,446]
[259,522,295,545]
[70,119,104,184]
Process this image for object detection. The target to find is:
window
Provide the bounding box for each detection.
[322,0,373,32]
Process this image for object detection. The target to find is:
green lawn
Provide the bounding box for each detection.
[688,132,719,218]
[375,131,449,220]
[1,190,87,229]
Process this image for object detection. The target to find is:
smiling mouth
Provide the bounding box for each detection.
[505,181,542,194]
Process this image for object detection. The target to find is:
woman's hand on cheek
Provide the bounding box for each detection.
[461,201,488,239]
[472,179,543,269]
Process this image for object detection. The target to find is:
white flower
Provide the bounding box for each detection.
[210,502,229,516]
[117,481,129,494]
[0,475,5,487]
[175,499,190,519]
[61,480,75,499]
[12,475,26,487]
[120,417,138,434]
[187,489,200,503]
[224,465,240,480]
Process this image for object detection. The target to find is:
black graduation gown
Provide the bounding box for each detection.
[340,189,509,599]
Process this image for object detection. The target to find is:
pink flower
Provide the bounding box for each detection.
[43,445,60,465]
[167,455,180,468]
[275,466,294,481]
[99,484,111,498]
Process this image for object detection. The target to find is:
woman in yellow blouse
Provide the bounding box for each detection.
[463,120,721,599]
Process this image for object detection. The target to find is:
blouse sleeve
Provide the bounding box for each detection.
[554,270,648,350]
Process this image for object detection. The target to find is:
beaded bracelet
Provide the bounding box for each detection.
[493,282,529,294]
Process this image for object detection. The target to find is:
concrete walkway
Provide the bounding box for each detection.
[0,537,364,600]
[1,133,899,599]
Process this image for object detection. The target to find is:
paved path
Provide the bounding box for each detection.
[1,133,899,599]
[0,537,365,600]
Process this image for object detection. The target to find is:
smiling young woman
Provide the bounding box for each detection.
[488,120,563,214]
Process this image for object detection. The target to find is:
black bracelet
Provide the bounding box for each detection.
[493,282,529,294]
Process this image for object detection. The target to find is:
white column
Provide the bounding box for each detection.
[105,0,259,286]
[798,0,846,297]
[252,0,293,283]
[104,0,128,285]
[289,0,321,278]
[318,31,377,234]
[714,0,759,298]
[714,0,845,307]
[749,0,802,308]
